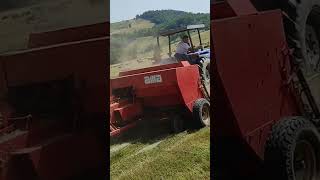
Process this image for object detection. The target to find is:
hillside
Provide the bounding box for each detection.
[111,19,154,35]
[0,0,107,53]
[110,10,210,78]
[136,10,210,31]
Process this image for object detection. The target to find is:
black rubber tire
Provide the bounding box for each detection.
[253,0,320,76]
[199,58,210,97]
[193,98,210,127]
[200,58,210,83]
[264,117,320,180]
[171,115,184,133]
[285,0,320,76]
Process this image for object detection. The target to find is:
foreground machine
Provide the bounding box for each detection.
[0,22,108,180]
[211,0,320,179]
[110,25,211,137]
[110,61,210,137]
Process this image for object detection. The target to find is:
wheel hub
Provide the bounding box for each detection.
[294,140,318,180]
[201,104,210,126]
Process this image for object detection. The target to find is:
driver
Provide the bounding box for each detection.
[176,35,192,55]
[174,35,202,64]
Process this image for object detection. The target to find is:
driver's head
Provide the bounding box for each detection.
[182,35,189,43]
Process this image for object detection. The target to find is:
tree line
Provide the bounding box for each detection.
[136,10,210,32]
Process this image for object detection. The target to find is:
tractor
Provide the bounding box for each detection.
[155,24,210,88]
[110,25,211,137]
[211,0,320,179]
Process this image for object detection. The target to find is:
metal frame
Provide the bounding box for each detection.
[157,24,206,57]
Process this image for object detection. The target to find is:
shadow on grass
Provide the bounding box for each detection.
[110,119,200,146]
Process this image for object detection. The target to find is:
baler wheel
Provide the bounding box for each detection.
[200,58,210,84]
[193,98,210,127]
[264,117,320,180]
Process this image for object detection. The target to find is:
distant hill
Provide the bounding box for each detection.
[112,10,209,40]
[136,10,210,31]
[0,0,107,53]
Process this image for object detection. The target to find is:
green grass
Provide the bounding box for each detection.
[110,126,210,180]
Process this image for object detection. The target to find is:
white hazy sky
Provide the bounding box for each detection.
[110,0,210,22]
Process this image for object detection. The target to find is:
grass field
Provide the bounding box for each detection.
[111,19,154,35]
[0,0,106,53]
[110,124,210,180]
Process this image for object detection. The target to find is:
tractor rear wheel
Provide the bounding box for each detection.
[264,117,320,180]
[252,0,320,76]
[253,0,320,117]
[199,58,210,97]
[193,98,210,127]
[280,0,320,118]
[283,0,320,77]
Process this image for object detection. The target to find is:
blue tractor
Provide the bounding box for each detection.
[156,24,210,95]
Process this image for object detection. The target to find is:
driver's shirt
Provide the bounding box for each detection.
[176,42,190,55]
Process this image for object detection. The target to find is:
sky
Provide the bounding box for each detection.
[110,0,210,23]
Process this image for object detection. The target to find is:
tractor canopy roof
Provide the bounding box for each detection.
[158,24,205,37]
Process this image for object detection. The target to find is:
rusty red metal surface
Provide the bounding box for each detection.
[211,1,303,178]
[110,61,206,136]
[28,22,109,48]
[211,0,257,20]
[0,22,108,179]
[225,0,257,15]
[111,62,203,110]
[2,38,108,113]
[114,102,142,122]
[212,10,299,158]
